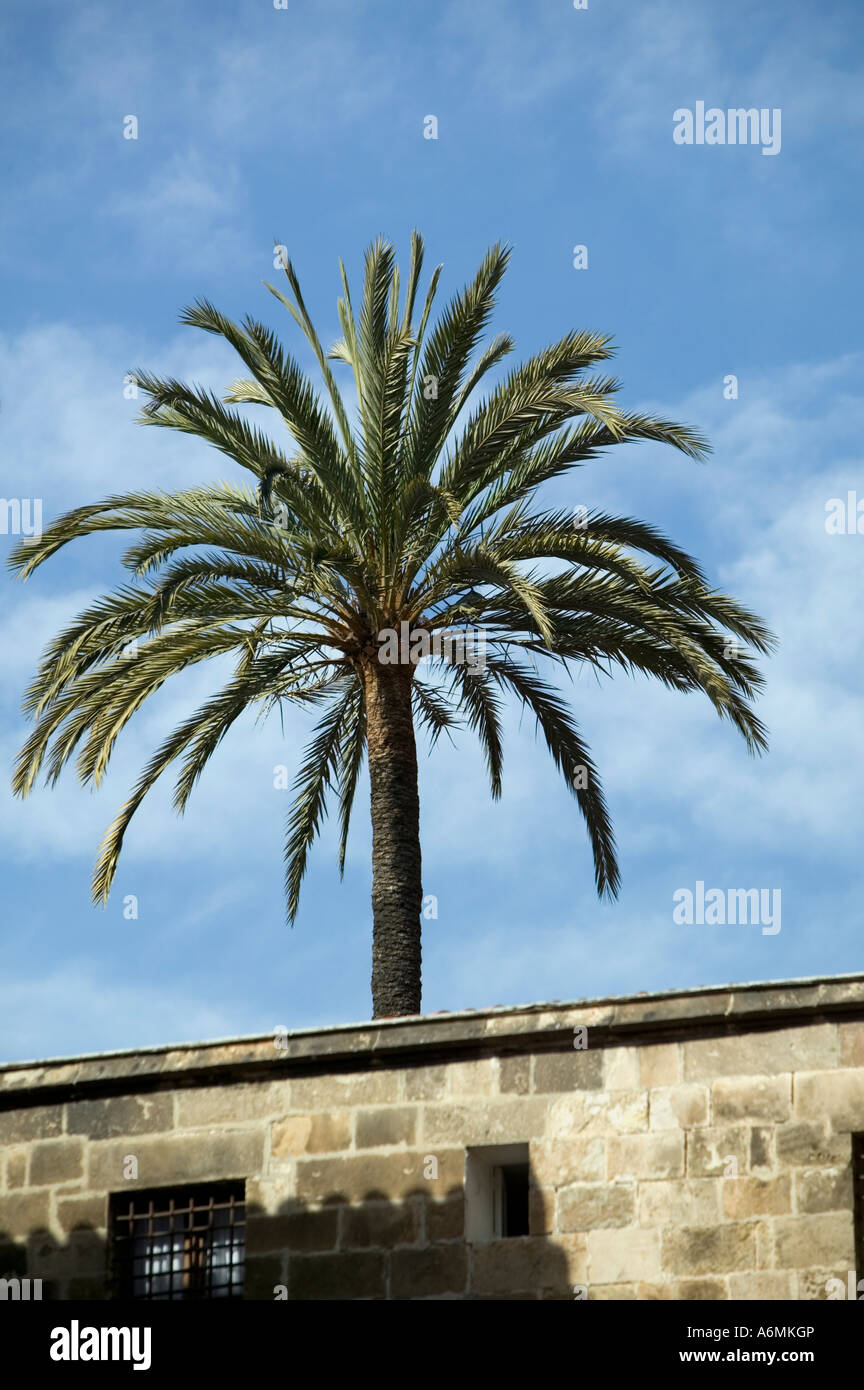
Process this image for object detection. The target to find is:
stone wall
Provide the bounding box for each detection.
[1,976,863,1299]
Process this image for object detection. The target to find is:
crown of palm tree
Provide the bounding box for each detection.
[9,233,774,1016]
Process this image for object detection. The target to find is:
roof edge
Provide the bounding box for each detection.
[3,971,864,1108]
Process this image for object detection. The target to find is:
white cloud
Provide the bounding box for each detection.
[0,322,238,501]
[0,963,251,1062]
[104,153,251,271]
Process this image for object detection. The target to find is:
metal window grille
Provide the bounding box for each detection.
[109,1182,246,1300]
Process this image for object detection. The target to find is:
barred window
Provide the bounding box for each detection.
[109,1182,246,1300]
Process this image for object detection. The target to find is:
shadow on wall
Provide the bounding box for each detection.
[0,1184,574,1300]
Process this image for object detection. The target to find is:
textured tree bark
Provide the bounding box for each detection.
[363,660,422,1018]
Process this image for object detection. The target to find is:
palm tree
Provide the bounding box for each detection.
[9,234,774,1019]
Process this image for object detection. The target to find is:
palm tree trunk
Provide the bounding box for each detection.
[363,661,422,1018]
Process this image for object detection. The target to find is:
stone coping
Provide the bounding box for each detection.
[3,972,864,1108]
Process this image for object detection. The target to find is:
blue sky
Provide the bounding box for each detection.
[1,0,862,1061]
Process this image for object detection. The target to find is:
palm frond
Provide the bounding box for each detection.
[487,656,620,897]
[283,677,359,921]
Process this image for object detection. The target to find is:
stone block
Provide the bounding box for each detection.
[499,1056,531,1094]
[295,1148,463,1204]
[271,1112,351,1156]
[838,1021,864,1068]
[288,1251,387,1300]
[607,1132,684,1181]
[712,1076,790,1123]
[683,1025,838,1081]
[774,1122,850,1168]
[638,1179,720,1227]
[425,1196,464,1242]
[728,1271,795,1299]
[403,1066,447,1102]
[795,1070,864,1129]
[355,1107,417,1149]
[341,1199,419,1249]
[391,1245,468,1298]
[176,1083,290,1129]
[677,1279,727,1299]
[587,1229,659,1284]
[56,1195,108,1234]
[721,1176,791,1218]
[0,1191,50,1238]
[548,1090,647,1138]
[755,1217,775,1270]
[749,1127,773,1172]
[794,1166,853,1215]
[247,1206,338,1255]
[447,1059,498,1097]
[67,1093,173,1139]
[529,1186,555,1235]
[473,1235,586,1294]
[531,1138,605,1187]
[686,1126,748,1178]
[0,1106,62,1145]
[774,1213,854,1269]
[290,1070,402,1109]
[87,1131,264,1190]
[640,1044,681,1088]
[604,1048,640,1090]
[64,1229,106,1277]
[797,1268,851,1300]
[29,1140,85,1187]
[662,1223,756,1275]
[558,1182,635,1231]
[245,1254,283,1299]
[422,1100,547,1147]
[649,1086,708,1130]
[245,1176,294,1211]
[5,1150,27,1189]
[533,1050,603,1093]
[475,1291,540,1301]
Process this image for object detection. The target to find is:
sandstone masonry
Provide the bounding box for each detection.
[1,974,863,1300]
